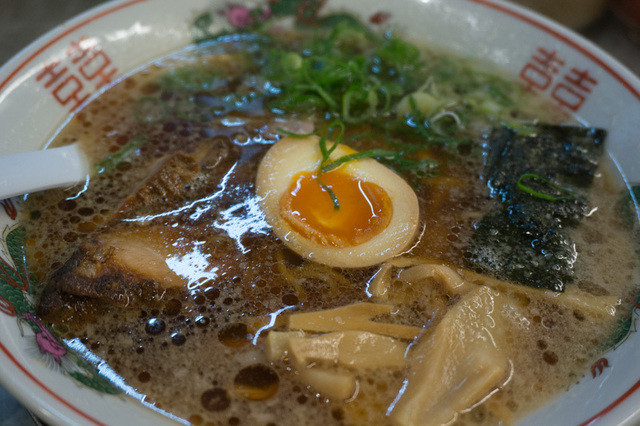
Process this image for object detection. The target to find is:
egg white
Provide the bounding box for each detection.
[256,136,420,268]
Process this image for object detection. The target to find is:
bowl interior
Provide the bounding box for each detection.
[0,0,639,424]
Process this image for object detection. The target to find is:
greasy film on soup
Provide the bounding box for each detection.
[21,7,640,426]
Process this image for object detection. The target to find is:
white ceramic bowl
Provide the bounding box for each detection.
[0,0,639,424]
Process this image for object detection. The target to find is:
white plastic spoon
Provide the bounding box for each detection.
[0,144,90,200]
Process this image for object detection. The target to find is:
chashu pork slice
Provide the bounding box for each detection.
[39,225,189,315]
[114,139,238,221]
[38,141,239,320]
[37,222,236,322]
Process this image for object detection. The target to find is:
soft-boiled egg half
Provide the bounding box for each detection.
[256,135,419,268]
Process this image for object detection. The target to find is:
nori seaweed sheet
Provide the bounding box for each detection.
[466,124,606,292]
[466,211,577,292]
[486,125,605,194]
[485,125,605,230]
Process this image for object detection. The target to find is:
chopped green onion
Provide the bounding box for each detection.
[96,135,149,173]
[281,52,303,72]
[275,128,316,137]
[313,122,347,210]
[316,177,340,211]
[516,173,575,201]
[321,149,397,172]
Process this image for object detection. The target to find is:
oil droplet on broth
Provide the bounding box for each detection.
[233,364,279,401]
[218,323,250,347]
[201,387,231,412]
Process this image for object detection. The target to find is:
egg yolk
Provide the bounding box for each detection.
[279,170,392,247]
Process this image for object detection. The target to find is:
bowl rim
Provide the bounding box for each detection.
[0,0,147,96]
[0,3,155,424]
[0,0,639,424]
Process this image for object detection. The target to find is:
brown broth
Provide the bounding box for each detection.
[22,38,640,425]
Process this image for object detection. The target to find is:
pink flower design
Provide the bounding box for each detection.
[225,5,255,28]
[23,312,67,364]
[221,4,272,28]
[260,6,272,21]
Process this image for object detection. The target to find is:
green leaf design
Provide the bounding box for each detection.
[192,12,215,43]
[0,226,32,315]
[6,226,27,273]
[1,225,121,395]
[270,0,302,17]
[61,340,123,395]
[0,281,30,316]
[67,371,121,395]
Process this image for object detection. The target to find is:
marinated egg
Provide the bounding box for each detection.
[256,136,420,268]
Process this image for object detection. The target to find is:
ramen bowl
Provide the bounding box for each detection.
[0,0,639,424]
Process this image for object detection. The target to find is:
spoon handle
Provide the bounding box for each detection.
[0,144,90,201]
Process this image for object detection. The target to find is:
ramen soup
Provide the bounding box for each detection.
[23,15,640,426]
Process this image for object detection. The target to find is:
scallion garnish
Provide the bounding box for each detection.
[321,149,397,173]
[96,135,149,173]
[516,173,575,201]
[275,128,317,138]
[315,122,345,210]
[277,120,439,209]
